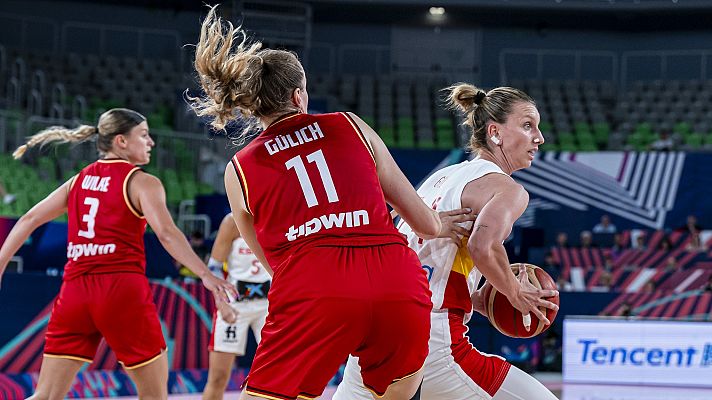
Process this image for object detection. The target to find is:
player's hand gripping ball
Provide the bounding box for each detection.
[482,263,559,338]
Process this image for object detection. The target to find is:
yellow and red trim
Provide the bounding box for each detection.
[244,384,321,400]
[123,167,145,219]
[266,112,302,130]
[67,174,79,193]
[341,112,376,163]
[231,155,253,215]
[44,353,93,363]
[363,365,423,398]
[97,159,132,164]
[121,348,166,370]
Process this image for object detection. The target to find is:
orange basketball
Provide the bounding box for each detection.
[482,263,559,338]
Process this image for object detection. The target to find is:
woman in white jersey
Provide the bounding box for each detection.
[203,213,271,400]
[335,84,560,400]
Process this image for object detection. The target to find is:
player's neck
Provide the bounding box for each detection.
[477,150,513,175]
[102,151,127,162]
[260,110,300,130]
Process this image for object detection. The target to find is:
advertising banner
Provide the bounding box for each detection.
[564,317,712,387]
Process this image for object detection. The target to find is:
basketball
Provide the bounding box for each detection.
[482,263,559,338]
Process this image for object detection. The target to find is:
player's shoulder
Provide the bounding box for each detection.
[129,170,161,187]
[488,174,525,197]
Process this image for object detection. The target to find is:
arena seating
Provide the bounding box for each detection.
[551,229,712,294]
[4,44,712,154]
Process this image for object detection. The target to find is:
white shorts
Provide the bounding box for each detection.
[334,311,509,400]
[211,298,268,356]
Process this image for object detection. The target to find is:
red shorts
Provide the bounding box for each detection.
[244,243,432,400]
[448,310,511,396]
[44,272,166,369]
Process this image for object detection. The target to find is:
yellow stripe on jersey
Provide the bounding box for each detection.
[232,156,253,215]
[341,112,376,163]
[97,159,132,164]
[123,167,145,219]
[451,236,475,277]
[68,174,79,193]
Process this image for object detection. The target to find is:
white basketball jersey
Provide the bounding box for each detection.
[397,158,508,312]
[227,237,271,284]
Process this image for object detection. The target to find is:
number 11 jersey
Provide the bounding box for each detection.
[231,112,406,270]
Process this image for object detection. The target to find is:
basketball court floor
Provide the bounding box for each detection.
[81,374,712,400]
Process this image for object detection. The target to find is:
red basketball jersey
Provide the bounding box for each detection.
[232,112,406,269]
[64,159,147,280]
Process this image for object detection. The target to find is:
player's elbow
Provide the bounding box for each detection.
[468,237,495,263]
[153,224,178,246]
[17,209,42,230]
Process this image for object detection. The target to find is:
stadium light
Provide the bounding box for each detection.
[429,7,445,16]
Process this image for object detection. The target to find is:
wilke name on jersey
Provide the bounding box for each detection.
[67,241,117,261]
[285,209,370,241]
[264,122,324,155]
[80,175,111,192]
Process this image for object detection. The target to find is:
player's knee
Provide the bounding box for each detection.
[206,369,231,389]
[134,383,168,400]
[409,380,422,400]
[381,378,422,400]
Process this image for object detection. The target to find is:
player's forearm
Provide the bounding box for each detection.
[469,241,519,299]
[399,206,440,239]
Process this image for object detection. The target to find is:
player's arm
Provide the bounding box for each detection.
[0,179,71,285]
[208,213,239,278]
[347,112,441,239]
[224,163,273,277]
[131,172,236,301]
[465,177,557,323]
[465,177,527,299]
[210,214,240,323]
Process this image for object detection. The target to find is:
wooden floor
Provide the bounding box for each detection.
[80,373,712,400]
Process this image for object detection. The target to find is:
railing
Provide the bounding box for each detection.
[620,49,712,87]
[60,21,183,65]
[177,214,212,241]
[8,112,238,182]
[0,44,6,73]
[8,256,23,274]
[0,12,60,53]
[499,48,619,84]
[499,48,712,87]
[337,44,390,74]
[5,78,22,108]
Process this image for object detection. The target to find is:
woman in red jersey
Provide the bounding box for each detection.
[0,108,236,400]
[188,6,473,400]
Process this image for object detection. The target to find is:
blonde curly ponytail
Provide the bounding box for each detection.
[189,5,305,135]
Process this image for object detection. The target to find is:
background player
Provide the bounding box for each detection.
[189,6,475,400]
[203,213,271,400]
[334,84,560,400]
[0,108,236,400]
